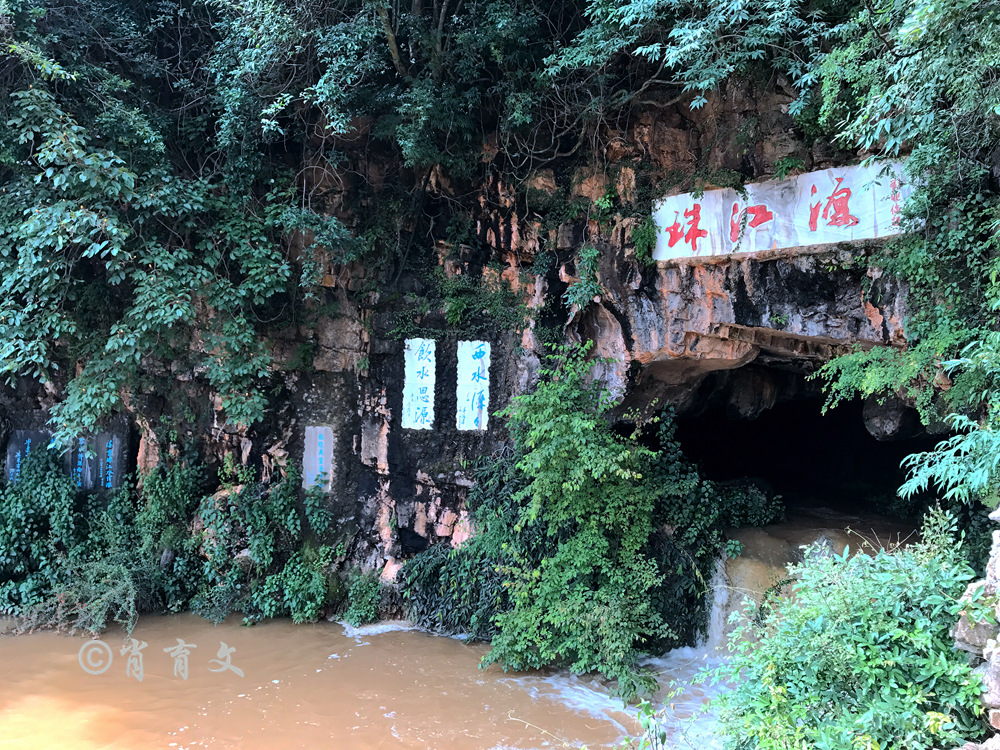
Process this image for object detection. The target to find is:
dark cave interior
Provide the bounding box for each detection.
[674,396,941,516]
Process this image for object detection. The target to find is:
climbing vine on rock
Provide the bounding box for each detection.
[0,452,354,634]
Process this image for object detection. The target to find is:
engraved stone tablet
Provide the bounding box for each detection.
[456,340,490,431]
[6,430,52,482]
[66,436,98,490]
[95,432,125,490]
[302,425,335,491]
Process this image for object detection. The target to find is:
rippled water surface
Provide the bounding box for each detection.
[0,616,639,749]
[0,506,915,750]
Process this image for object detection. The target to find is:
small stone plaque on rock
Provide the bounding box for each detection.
[5,430,52,482]
[302,425,335,491]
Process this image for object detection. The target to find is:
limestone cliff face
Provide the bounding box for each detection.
[322,234,911,575]
[577,241,907,417]
[320,86,914,572]
[0,87,918,576]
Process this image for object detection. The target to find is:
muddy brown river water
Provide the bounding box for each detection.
[0,616,640,750]
[0,507,915,750]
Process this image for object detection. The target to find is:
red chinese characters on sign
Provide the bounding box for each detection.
[809,178,859,231]
[889,178,902,227]
[652,163,907,259]
[664,204,709,254]
[729,202,775,242]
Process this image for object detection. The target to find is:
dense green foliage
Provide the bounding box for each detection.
[3,0,1000,742]
[485,350,667,699]
[0,2,354,437]
[706,509,987,750]
[344,571,382,627]
[898,309,1000,509]
[563,244,602,310]
[802,0,1000,513]
[5,0,999,478]
[0,452,362,633]
[0,0,599,437]
[404,344,777,698]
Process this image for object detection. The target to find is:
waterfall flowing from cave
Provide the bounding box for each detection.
[702,556,732,652]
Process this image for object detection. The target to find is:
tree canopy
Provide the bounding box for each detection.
[1,0,999,484]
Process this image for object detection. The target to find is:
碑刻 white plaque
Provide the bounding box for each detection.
[456,340,490,431]
[402,338,436,430]
[652,162,911,260]
[302,425,335,491]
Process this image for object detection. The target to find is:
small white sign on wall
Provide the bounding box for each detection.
[456,340,490,431]
[402,338,436,430]
[302,425,335,491]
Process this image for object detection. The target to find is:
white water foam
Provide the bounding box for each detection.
[641,646,727,750]
[337,619,422,638]
[702,555,732,652]
[503,672,634,737]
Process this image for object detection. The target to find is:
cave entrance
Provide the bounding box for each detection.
[673,392,940,517]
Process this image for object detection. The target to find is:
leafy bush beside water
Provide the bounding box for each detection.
[404,344,779,699]
[344,571,382,627]
[0,452,365,633]
[706,509,987,750]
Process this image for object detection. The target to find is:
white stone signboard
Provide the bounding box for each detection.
[456,340,490,431]
[652,162,910,260]
[302,425,335,491]
[402,338,436,430]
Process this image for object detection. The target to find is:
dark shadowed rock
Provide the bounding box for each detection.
[862,394,922,441]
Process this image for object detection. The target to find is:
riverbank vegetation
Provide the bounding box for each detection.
[404,344,782,698]
[0,452,365,633]
[706,509,989,750]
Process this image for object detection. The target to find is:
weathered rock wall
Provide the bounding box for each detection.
[951,509,1000,748]
[579,240,907,414]
[0,87,918,576]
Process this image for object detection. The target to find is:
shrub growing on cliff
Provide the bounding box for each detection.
[403,444,524,639]
[405,343,761,698]
[0,451,88,616]
[1,453,200,632]
[0,453,342,633]
[482,343,669,698]
[344,571,382,627]
[707,508,985,750]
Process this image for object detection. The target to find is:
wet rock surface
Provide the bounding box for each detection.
[952,512,1000,746]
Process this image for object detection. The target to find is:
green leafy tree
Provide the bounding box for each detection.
[404,345,768,698]
[0,0,351,438]
[707,509,986,750]
[812,0,1000,417]
[899,314,1000,507]
[548,0,850,114]
[484,344,668,698]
